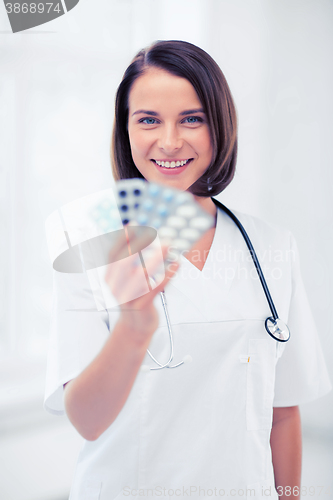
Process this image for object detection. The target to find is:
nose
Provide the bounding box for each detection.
[157,124,183,155]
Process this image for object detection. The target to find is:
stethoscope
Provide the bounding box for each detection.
[146,198,291,371]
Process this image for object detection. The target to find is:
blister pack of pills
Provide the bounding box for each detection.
[91,178,215,261]
[115,178,148,226]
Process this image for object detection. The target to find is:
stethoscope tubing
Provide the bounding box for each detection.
[146,291,185,369]
[146,199,290,369]
[211,198,279,320]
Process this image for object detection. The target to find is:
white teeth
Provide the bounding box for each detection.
[155,159,190,168]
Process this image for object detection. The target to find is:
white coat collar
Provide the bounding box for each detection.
[167,207,243,320]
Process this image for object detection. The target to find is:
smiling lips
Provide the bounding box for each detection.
[152,158,192,169]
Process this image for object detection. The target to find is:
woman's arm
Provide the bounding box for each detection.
[270,406,302,499]
[64,241,178,442]
[63,308,157,441]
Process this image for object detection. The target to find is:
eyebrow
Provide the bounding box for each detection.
[131,108,205,117]
[179,108,205,116]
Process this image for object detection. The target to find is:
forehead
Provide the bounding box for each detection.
[128,67,202,112]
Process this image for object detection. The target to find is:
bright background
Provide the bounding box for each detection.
[0,1,332,499]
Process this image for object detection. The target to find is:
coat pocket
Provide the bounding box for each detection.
[246,339,276,431]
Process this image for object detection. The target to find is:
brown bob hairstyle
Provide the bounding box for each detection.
[111,40,237,197]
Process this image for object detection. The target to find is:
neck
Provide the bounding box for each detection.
[193,195,217,219]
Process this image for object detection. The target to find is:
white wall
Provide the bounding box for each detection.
[1,1,332,498]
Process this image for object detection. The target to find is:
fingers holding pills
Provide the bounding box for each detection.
[93,179,215,266]
[94,179,213,317]
[104,241,175,308]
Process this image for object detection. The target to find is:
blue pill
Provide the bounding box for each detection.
[163,189,174,202]
[152,218,162,228]
[148,184,160,196]
[137,214,148,225]
[157,204,168,216]
[143,199,154,210]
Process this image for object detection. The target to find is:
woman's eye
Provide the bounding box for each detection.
[183,116,203,124]
[139,118,157,125]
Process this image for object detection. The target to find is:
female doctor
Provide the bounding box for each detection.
[44,41,332,500]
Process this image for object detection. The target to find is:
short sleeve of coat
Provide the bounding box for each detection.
[273,232,332,406]
[43,269,120,416]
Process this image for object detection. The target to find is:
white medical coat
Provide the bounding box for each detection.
[44,207,332,500]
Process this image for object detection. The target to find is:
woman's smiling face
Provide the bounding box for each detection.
[127,67,213,192]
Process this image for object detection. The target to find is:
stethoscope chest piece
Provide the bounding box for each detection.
[265,317,290,342]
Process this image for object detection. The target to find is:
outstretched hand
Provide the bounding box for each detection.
[104,230,179,340]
